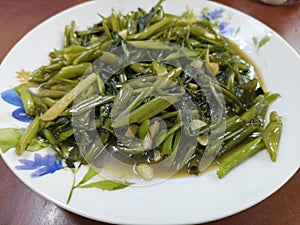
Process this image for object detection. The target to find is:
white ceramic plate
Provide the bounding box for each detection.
[1,0,300,224]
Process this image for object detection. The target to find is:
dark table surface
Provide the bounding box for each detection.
[0,1,299,224]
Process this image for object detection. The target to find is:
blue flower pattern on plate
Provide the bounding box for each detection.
[15,153,63,177]
[219,21,235,37]
[207,8,225,20]
[1,89,33,122]
[202,8,235,38]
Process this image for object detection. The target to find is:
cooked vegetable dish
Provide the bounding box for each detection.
[0,0,282,180]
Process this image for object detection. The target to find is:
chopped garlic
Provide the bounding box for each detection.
[142,133,153,150]
[153,150,162,162]
[135,163,154,180]
[204,32,216,40]
[90,36,99,43]
[188,82,198,90]
[190,60,203,69]
[149,120,160,138]
[205,49,219,76]
[197,134,209,146]
[190,119,207,131]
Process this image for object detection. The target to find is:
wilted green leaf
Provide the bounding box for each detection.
[79,180,132,190]
[0,128,23,153]
[27,137,50,152]
[201,7,209,17]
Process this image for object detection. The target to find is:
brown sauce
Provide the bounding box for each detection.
[228,40,266,90]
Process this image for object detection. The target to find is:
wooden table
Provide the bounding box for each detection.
[0,1,299,224]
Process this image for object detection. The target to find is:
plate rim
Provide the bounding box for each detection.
[1,0,300,224]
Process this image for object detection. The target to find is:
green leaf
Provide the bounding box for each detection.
[77,166,100,186]
[201,7,209,17]
[258,36,270,49]
[79,180,132,190]
[27,137,50,152]
[0,128,23,153]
